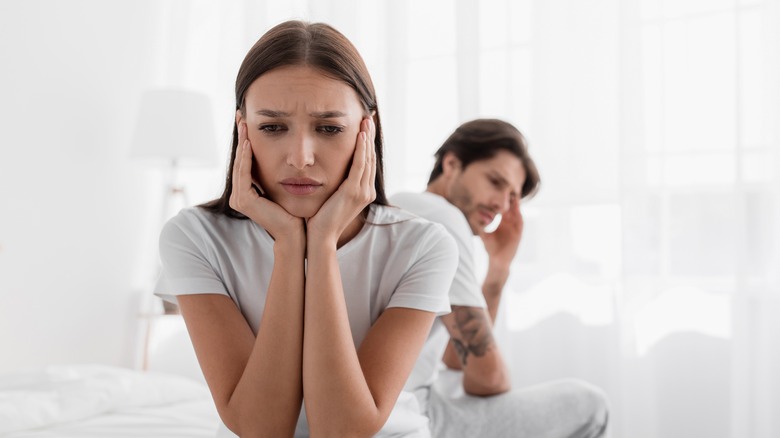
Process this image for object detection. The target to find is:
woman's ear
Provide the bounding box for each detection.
[235,110,244,128]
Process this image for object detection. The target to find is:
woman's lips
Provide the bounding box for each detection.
[280,177,322,195]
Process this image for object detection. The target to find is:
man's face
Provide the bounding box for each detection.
[445,150,526,235]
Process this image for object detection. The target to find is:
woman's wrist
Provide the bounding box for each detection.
[306,228,340,254]
[307,234,338,251]
[273,224,307,255]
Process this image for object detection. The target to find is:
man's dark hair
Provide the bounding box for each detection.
[427,119,540,198]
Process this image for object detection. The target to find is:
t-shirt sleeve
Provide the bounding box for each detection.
[391,193,487,309]
[386,225,459,315]
[445,219,488,309]
[153,212,228,304]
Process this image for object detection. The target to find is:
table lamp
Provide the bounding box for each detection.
[130,88,218,212]
[131,89,218,337]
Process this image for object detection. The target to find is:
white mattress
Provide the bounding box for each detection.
[0,364,219,437]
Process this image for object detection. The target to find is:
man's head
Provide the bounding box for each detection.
[427,119,540,234]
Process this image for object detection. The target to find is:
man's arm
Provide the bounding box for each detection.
[441,199,523,396]
[441,305,511,396]
[482,263,510,324]
[479,197,523,324]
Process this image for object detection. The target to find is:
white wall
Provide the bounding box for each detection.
[0,1,163,373]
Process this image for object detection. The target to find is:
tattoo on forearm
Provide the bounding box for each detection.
[448,306,493,365]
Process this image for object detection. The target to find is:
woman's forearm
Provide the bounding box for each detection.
[302,238,383,437]
[225,237,306,436]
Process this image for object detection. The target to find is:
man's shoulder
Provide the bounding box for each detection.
[391,192,471,239]
[391,191,454,211]
[368,204,455,245]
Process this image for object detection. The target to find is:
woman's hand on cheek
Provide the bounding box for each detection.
[307,117,376,245]
[230,122,305,243]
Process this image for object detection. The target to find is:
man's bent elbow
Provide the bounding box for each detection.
[463,369,511,396]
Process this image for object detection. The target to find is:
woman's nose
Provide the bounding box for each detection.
[287,133,315,169]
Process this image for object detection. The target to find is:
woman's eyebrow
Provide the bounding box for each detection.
[255,109,290,117]
[310,110,347,118]
[254,109,348,118]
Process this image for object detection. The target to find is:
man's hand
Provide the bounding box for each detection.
[480,197,522,323]
[479,197,523,269]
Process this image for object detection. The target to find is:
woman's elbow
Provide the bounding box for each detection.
[214,405,242,436]
[220,401,297,438]
[309,409,386,438]
[216,403,253,437]
[315,425,382,438]
[220,414,296,438]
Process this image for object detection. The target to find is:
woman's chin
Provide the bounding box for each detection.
[277,199,322,219]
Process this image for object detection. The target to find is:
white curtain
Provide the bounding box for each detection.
[157,1,780,436]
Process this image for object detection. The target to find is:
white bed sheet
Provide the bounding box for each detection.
[0,365,219,438]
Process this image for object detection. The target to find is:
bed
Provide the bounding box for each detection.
[0,364,220,437]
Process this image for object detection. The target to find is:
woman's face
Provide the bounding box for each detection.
[237,65,366,218]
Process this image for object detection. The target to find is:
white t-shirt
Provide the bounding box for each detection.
[154,204,458,438]
[391,192,487,394]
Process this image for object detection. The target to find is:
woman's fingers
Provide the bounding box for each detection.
[242,140,259,197]
[367,118,376,198]
[359,130,370,189]
[232,124,249,185]
[233,141,246,210]
[347,123,368,186]
[231,126,243,188]
[230,130,258,213]
[239,124,266,196]
[238,122,247,147]
[358,117,376,202]
[359,118,375,189]
[239,140,249,193]
[229,135,243,211]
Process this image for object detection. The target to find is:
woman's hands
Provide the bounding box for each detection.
[306,117,376,247]
[230,122,305,244]
[230,116,376,249]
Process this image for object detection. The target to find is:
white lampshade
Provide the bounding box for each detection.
[130,89,218,166]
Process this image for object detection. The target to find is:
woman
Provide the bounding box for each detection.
[154,21,458,438]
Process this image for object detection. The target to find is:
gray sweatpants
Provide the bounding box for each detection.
[423,371,609,438]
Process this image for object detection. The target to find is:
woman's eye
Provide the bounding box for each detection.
[317,125,344,135]
[259,124,285,134]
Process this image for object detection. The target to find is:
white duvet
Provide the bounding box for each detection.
[0,364,219,437]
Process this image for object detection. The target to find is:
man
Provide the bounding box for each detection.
[393,119,608,438]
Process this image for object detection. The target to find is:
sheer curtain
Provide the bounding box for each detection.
[156,1,780,436]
